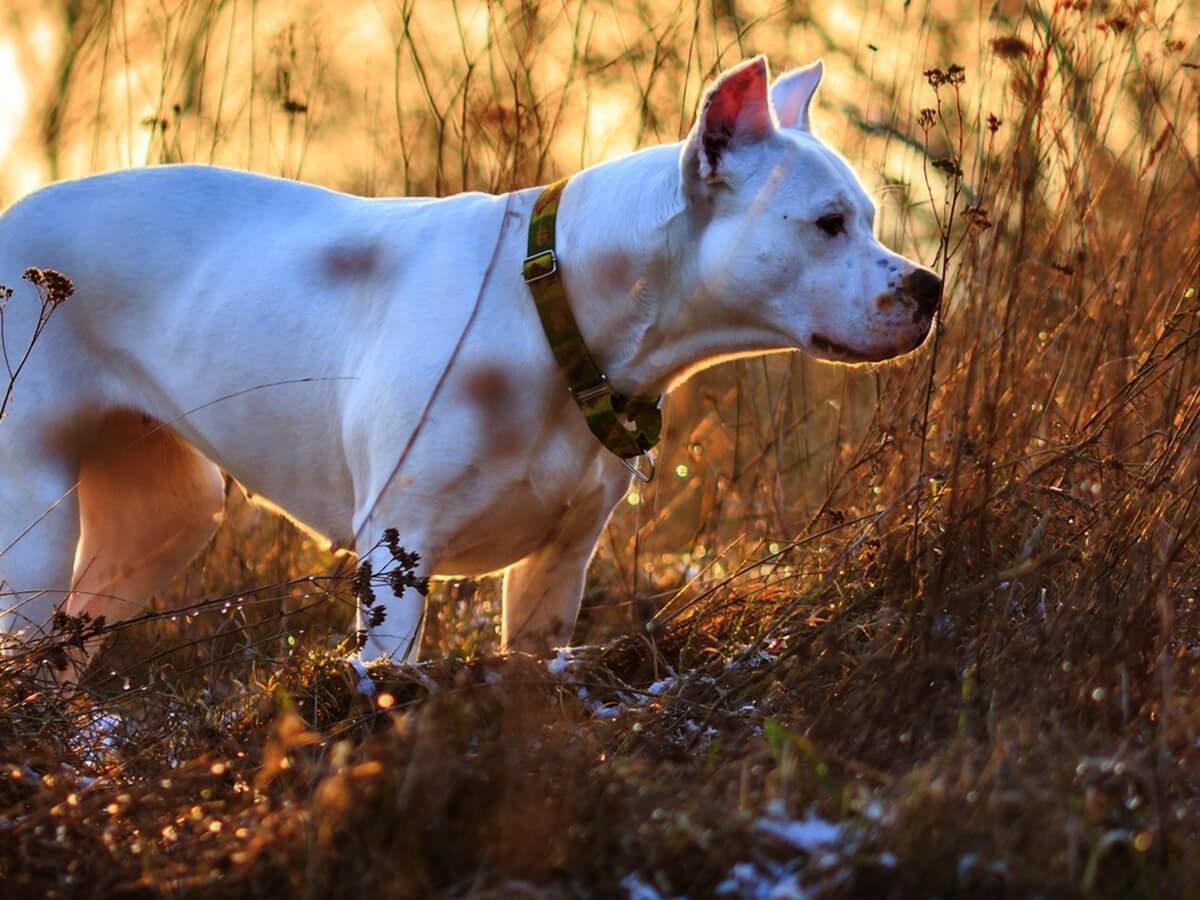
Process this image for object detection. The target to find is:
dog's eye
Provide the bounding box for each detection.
[816,214,846,237]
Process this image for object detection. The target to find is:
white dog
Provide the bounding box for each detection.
[0,57,939,678]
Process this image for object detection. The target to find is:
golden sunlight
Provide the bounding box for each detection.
[1,2,1199,893]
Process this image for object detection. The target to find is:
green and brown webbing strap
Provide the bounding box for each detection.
[523,178,662,478]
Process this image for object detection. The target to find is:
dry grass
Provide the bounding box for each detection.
[2,0,1200,897]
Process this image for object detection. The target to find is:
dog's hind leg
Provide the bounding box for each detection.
[65,411,225,673]
[0,448,82,644]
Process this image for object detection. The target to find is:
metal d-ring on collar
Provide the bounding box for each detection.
[522,177,662,483]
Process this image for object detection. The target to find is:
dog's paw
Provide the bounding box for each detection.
[349,656,376,696]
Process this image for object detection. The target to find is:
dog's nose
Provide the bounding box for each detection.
[900,268,942,318]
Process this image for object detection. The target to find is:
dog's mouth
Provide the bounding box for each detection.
[810,332,896,363]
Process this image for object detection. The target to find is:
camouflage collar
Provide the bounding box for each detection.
[522,178,661,481]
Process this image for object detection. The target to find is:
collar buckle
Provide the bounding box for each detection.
[572,375,612,405]
[522,249,558,283]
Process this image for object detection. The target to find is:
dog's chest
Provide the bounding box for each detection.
[421,382,623,575]
[435,452,613,575]
[437,485,568,575]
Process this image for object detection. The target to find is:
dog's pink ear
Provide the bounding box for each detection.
[684,56,774,185]
[770,60,823,132]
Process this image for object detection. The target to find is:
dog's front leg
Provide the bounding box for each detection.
[502,479,626,654]
[353,530,435,669]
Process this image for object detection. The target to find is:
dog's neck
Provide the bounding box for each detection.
[553,144,794,399]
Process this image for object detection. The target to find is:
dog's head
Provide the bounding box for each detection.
[680,56,940,364]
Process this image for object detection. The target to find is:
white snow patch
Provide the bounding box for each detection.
[622,872,666,900]
[647,676,676,696]
[74,713,123,766]
[862,800,886,821]
[546,649,576,676]
[590,702,623,719]
[755,815,842,851]
[716,861,811,899]
[724,646,779,672]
